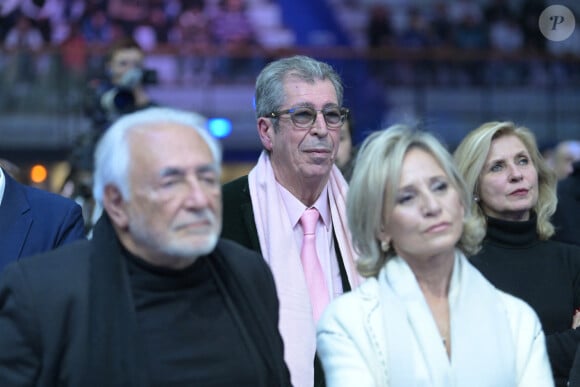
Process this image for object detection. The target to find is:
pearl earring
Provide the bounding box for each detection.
[381,240,389,252]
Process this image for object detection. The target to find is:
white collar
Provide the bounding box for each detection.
[0,168,6,207]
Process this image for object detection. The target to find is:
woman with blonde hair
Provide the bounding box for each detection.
[454,121,580,387]
[316,125,553,386]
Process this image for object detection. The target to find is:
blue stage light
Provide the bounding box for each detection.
[208,118,232,138]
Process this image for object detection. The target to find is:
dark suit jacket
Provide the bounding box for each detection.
[0,214,291,387]
[222,175,352,387]
[0,170,85,271]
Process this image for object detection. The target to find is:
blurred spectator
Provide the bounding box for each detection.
[427,1,455,85]
[3,14,44,85]
[366,4,393,48]
[396,6,432,84]
[171,0,213,85]
[398,7,431,50]
[447,0,483,25]
[0,159,23,183]
[60,129,101,237]
[553,140,580,180]
[486,14,524,85]
[81,6,113,44]
[452,14,487,52]
[552,160,580,246]
[452,14,487,84]
[107,0,148,38]
[366,4,394,80]
[488,15,523,54]
[211,0,259,82]
[84,37,158,131]
[484,0,515,24]
[59,21,88,87]
[133,5,170,51]
[429,1,452,48]
[335,112,355,181]
[520,0,546,54]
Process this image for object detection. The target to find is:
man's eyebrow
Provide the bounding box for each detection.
[158,165,219,178]
[196,164,219,174]
[159,167,186,178]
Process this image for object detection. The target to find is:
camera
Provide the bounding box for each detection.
[99,68,158,115]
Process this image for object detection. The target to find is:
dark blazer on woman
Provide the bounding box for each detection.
[0,214,291,387]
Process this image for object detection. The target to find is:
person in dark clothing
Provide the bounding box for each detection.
[84,37,158,132]
[553,160,580,246]
[454,121,580,387]
[0,107,291,387]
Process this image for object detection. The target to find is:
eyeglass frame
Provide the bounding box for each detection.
[265,106,349,130]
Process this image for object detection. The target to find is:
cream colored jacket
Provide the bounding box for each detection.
[316,274,554,387]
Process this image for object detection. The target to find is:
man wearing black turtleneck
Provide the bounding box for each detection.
[0,107,291,387]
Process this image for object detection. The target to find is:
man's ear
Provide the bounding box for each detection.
[103,184,129,229]
[257,117,274,151]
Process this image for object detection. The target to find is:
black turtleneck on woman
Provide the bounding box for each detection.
[471,215,580,387]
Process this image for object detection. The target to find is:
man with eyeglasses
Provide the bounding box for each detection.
[221,55,361,387]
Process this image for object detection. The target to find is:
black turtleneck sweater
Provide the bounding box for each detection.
[125,251,261,387]
[470,216,580,387]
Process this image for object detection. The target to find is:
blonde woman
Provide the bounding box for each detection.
[454,121,580,387]
[316,125,553,386]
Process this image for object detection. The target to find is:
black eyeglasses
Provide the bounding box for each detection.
[267,107,349,130]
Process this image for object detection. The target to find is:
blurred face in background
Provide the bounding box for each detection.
[108,48,144,86]
[553,141,580,180]
[335,120,352,169]
[477,134,538,221]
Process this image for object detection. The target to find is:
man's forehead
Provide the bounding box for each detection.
[129,124,213,161]
[282,77,337,103]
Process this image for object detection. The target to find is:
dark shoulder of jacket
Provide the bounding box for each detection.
[4,239,91,293]
[222,175,250,198]
[213,239,273,289]
[214,238,263,270]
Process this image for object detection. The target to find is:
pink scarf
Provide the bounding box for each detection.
[248,151,360,387]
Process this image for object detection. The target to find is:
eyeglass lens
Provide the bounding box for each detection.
[292,108,344,127]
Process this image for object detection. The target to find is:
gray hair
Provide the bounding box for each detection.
[92,107,221,206]
[347,125,484,278]
[453,121,557,239]
[254,55,344,129]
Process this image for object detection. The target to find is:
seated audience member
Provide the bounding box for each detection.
[0,107,291,386]
[454,121,580,387]
[317,125,553,386]
[0,163,85,271]
[221,55,360,387]
[553,160,580,246]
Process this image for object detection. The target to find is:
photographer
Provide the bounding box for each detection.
[77,38,158,236]
[85,37,158,131]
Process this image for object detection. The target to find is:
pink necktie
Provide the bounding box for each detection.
[300,208,330,323]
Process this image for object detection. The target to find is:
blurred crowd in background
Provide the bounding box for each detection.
[1,0,580,91]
